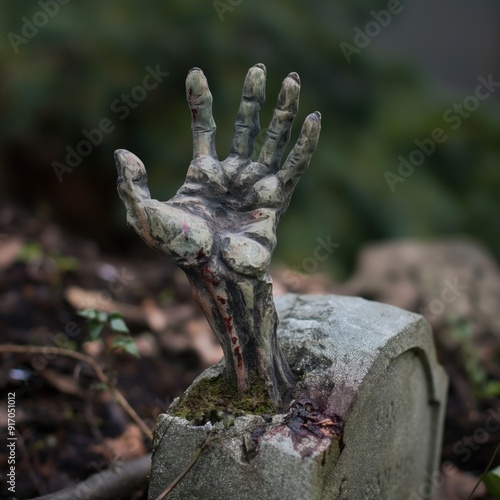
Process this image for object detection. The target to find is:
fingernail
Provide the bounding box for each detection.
[114,149,128,160]
[186,69,209,100]
[253,63,266,74]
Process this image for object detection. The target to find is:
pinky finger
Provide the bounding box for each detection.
[277,111,321,202]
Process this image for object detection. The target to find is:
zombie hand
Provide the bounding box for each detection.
[115,64,321,404]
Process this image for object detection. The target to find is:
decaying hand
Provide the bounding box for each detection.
[115,64,321,403]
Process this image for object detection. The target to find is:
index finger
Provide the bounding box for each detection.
[278,111,321,209]
[258,72,300,172]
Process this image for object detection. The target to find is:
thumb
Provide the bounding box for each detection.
[115,149,152,208]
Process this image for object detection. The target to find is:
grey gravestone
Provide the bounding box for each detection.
[148,294,448,500]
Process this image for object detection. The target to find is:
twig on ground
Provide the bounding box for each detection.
[466,440,500,500]
[30,453,151,500]
[0,344,153,441]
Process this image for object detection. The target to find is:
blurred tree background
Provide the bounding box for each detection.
[1,0,499,280]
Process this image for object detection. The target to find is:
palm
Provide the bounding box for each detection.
[115,64,320,403]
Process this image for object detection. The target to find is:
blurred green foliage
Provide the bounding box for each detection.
[1,0,499,279]
[449,316,500,399]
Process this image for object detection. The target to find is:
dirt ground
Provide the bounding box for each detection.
[0,201,498,499]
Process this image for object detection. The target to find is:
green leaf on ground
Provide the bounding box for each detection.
[484,465,500,498]
[78,309,97,320]
[109,312,129,333]
[112,336,140,358]
[88,321,105,340]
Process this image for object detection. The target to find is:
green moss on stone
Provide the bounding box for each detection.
[169,372,275,424]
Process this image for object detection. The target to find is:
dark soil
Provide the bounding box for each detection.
[0,200,498,499]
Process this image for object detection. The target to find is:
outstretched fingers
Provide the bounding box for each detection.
[258,72,301,172]
[230,63,266,159]
[186,68,217,159]
[277,112,321,205]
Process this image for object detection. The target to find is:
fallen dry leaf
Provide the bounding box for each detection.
[141,298,169,331]
[0,236,24,271]
[433,462,488,500]
[184,318,223,366]
[91,424,147,461]
[65,286,144,322]
[133,332,158,357]
[160,318,223,367]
